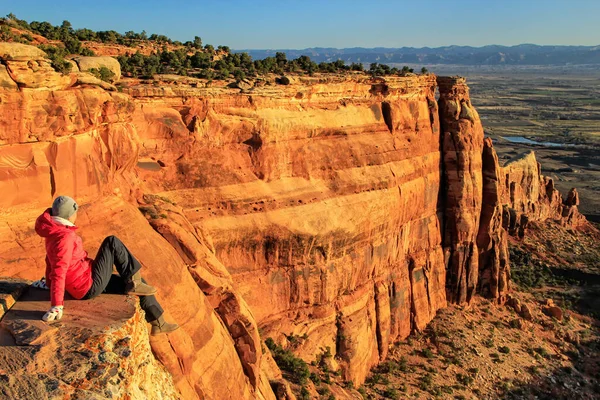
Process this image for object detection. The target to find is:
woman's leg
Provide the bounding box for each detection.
[88,235,156,296]
[85,236,177,334]
[97,274,165,322]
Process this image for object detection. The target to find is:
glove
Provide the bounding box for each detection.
[42,306,64,322]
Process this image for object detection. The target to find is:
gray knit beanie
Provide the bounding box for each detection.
[51,196,79,219]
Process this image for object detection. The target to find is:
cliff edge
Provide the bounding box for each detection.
[0,278,179,399]
[0,44,593,399]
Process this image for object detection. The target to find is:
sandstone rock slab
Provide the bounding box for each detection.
[74,56,122,82]
[0,285,179,399]
[0,42,47,61]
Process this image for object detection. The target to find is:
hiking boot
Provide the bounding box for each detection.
[150,315,180,336]
[125,271,157,296]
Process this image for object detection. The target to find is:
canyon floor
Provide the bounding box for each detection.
[465,70,600,223]
[349,222,600,400]
[290,222,600,399]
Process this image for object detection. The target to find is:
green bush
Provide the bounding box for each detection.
[265,338,310,385]
[498,346,510,354]
[382,386,399,399]
[89,66,116,82]
[38,45,72,74]
[299,386,310,400]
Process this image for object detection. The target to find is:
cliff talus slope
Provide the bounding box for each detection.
[0,44,591,398]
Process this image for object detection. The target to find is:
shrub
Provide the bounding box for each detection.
[309,372,321,385]
[38,45,72,75]
[422,348,435,359]
[265,338,310,384]
[456,373,474,386]
[357,386,367,398]
[498,346,510,354]
[89,66,116,82]
[382,386,399,399]
[534,346,549,358]
[419,373,434,391]
[398,356,409,372]
[299,386,310,400]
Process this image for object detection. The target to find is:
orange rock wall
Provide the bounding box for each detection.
[438,77,484,305]
[0,45,589,396]
[128,76,447,384]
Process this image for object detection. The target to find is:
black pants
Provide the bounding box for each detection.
[84,235,163,322]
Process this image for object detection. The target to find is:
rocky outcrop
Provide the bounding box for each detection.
[0,279,179,399]
[0,43,75,90]
[0,43,592,397]
[73,56,122,82]
[438,76,483,305]
[129,74,447,386]
[500,151,586,236]
[476,138,510,302]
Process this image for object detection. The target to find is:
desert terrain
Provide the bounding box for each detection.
[465,69,600,223]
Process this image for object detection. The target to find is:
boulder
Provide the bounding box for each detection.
[542,305,563,321]
[74,56,122,82]
[506,296,521,313]
[520,303,534,321]
[275,75,297,85]
[235,78,254,90]
[0,42,47,61]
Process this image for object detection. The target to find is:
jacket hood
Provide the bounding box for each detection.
[35,209,77,237]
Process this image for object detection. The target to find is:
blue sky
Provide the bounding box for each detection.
[3,0,599,49]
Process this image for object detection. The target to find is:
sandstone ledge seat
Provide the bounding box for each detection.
[0,284,138,345]
[0,278,175,400]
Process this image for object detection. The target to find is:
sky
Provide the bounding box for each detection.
[2,0,599,49]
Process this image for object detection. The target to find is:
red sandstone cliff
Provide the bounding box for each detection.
[0,44,590,398]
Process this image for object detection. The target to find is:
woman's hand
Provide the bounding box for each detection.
[42,306,64,322]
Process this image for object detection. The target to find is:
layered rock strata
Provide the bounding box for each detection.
[438,76,484,304]
[477,138,510,301]
[0,43,591,397]
[128,74,447,386]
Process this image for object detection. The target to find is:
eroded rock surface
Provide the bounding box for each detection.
[0,43,592,397]
[0,280,179,400]
[438,76,484,305]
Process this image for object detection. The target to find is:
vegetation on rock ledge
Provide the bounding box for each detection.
[2,14,428,80]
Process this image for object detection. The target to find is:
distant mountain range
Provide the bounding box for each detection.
[238,44,600,65]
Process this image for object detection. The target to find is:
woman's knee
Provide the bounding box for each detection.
[104,235,121,246]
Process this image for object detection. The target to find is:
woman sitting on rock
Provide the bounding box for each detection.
[34,195,179,336]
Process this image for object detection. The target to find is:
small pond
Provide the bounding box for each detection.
[500,136,574,148]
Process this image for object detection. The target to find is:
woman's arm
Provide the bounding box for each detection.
[48,232,74,307]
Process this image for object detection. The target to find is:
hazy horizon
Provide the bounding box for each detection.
[3,0,600,49]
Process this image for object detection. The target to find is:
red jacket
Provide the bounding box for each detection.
[35,209,93,306]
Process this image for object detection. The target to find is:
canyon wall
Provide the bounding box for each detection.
[0,44,588,398]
